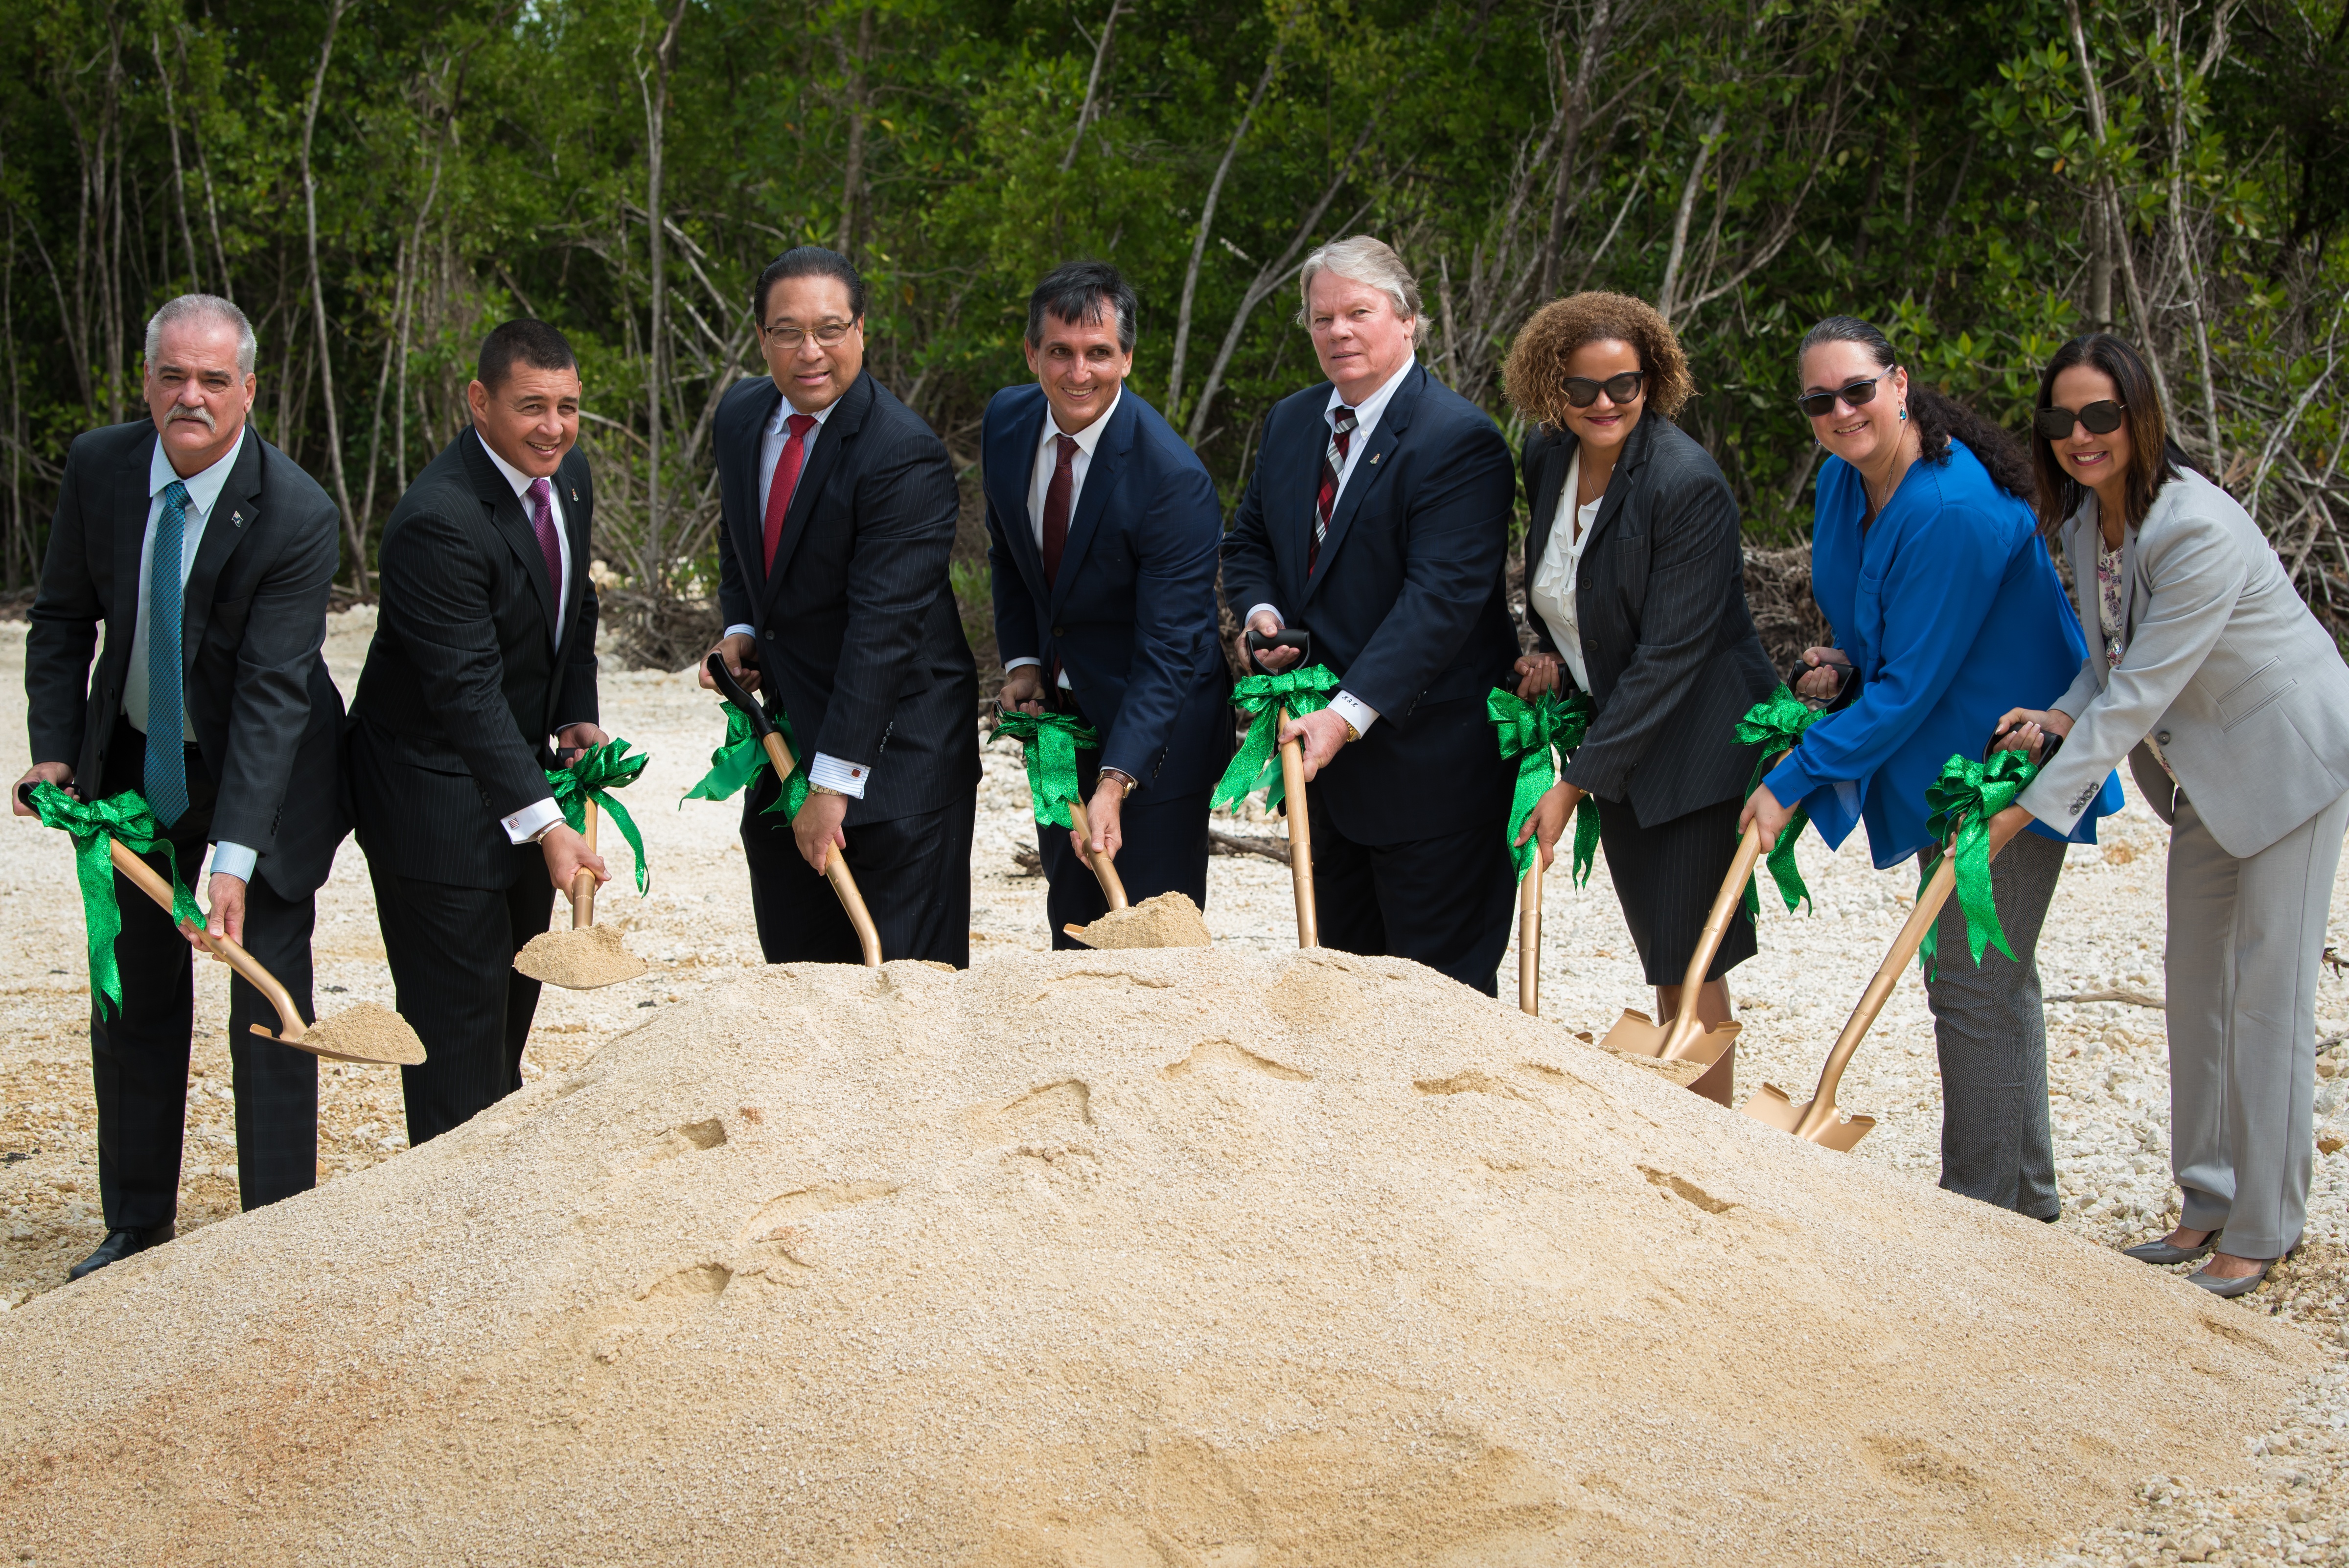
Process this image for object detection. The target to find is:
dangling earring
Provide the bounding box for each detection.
[1897,406,1908,421]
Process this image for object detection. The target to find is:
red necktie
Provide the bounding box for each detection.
[1311,405,1357,573]
[1040,434,1078,587]
[761,413,817,574]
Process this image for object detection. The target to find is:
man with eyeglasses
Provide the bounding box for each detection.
[701,246,979,966]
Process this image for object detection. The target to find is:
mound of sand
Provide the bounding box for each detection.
[0,948,2314,1564]
[1070,890,1215,948]
[513,920,649,989]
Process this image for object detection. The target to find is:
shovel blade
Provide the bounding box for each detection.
[513,929,650,990]
[1809,1113,1876,1152]
[1688,1041,1735,1107]
[1740,1082,1806,1132]
[1601,1009,1669,1058]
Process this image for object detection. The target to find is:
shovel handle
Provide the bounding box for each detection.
[1658,822,1764,1059]
[1063,797,1130,912]
[1793,847,1961,1139]
[757,731,884,968]
[107,838,307,1045]
[1277,705,1317,948]
[570,798,599,929]
[1517,852,1542,1016]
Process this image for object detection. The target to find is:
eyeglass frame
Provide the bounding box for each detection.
[1561,370,1646,408]
[2032,400,2128,440]
[1794,375,1891,419]
[761,319,860,350]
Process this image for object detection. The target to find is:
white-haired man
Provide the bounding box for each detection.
[20,294,347,1279]
[1221,236,1520,992]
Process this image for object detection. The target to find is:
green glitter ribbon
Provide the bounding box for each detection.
[1915,748,2042,977]
[1487,686,1602,886]
[1209,665,1342,813]
[682,704,809,820]
[993,709,1101,830]
[547,738,651,894]
[1734,685,1827,918]
[26,782,200,1016]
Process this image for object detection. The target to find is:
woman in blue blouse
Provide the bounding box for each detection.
[1740,315,2120,1219]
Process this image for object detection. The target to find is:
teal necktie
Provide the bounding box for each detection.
[144,480,191,828]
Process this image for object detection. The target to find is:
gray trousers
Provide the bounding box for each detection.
[2167,788,2349,1259]
[1924,829,2068,1219]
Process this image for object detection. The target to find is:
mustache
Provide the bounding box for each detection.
[165,404,217,433]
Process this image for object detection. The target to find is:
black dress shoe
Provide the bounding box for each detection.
[69,1224,174,1281]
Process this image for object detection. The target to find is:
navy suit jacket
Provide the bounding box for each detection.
[1220,361,1520,844]
[713,370,978,827]
[981,385,1231,796]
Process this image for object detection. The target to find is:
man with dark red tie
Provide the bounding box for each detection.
[701,247,977,965]
[349,319,609,1144]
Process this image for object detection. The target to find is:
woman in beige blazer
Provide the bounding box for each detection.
[1998,332,2349,1297]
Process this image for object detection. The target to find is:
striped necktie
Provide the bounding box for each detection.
[1312,404,1358,572]
[144,480,192,828]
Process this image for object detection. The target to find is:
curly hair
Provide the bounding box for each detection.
[1503,291,1694,427]
[1796,316,2037,502]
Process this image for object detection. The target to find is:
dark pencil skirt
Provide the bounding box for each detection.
[1594,792,1756,986]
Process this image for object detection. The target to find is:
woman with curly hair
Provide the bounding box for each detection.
[1740,315,2119,1221]
[1503,292,1776,1041]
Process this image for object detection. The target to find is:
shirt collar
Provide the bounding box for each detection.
[1043,386,1122,457]
[1325,355,1415,429]
[474,428,559,501]
[148,425,247,519]
[767,394,839,437]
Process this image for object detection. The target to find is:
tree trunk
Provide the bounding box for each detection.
[644,0,692,628]
[834,7,874,254]
[1657,107,1726,321]
[300,0,366,595]
[1167,39,1283,420]
[1537,0,1614,301]
[1059,0,1126,172]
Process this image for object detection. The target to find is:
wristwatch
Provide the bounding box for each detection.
[808,783,847,799]
[1099,768,1135,800]
[1341,720,1361,745]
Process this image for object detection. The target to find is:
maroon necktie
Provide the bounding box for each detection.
[527,478,562,614]
[1312,405,1357,572]
[1040,434,1078,587]
[762,413,817,574]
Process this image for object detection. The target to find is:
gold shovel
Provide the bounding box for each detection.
[1058,795,1131,944]
[109,839,424,1066]
[513,797,650,989]
[1279,706,1317,947]
[1599,822,1760,1107]
[1517,851,1543,1015]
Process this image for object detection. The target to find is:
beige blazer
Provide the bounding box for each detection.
[2018,467,2349,859]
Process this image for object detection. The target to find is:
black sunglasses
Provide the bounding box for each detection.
[1795,376,1888,419]
[2033,400,2127,440]
[1562,370,1645,408]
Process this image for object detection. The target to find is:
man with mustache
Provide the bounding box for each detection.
[20,293,348,1279]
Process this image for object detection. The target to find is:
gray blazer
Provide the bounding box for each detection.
[2019,467,2349,858]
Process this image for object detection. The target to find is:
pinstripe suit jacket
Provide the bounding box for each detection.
[1522,413,1775,826]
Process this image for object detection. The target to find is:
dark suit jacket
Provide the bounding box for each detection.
[26,421,345,899]
[714,370,979,826]
[1220,362,1520,844]
[348,430,599,888]
[981,385,1231,795]
[1521,412,1776,825]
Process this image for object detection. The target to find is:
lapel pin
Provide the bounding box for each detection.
[1369,453,1382,464]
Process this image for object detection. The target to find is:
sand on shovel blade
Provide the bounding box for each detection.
[1067,889,1213,948]
[512,922,649,989]
[0,946,2316,1566]
[295,1001,426,1065]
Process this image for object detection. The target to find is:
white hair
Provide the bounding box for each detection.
[1295,235,1427,346]
[145,293,257,375]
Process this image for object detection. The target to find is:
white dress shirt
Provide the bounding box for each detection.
[720,394,872,797]
[125,429,258,880]
[1004,387,1121,693]
[1527,448,1603,695]
[477,430,592,846]
[1247,356,1417,737]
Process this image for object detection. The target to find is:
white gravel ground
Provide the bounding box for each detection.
[2,606,2346,1564]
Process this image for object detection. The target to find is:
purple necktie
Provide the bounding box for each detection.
[527,477,563,614]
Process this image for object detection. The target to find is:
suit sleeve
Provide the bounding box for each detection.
[1334,417,1515,718]
[25,438,101,770]
[208,481,338,852]
[715,417,754,631]
[986,469,1043,670]
[1520,432,1559,657]
[374,503,559,816]
[814,426,961,769]
[1101,453,1222,784]
[2018,510,2243,833]
[1565,457,1744,800]
[555,464,599,729]
[1218,421,1279,622]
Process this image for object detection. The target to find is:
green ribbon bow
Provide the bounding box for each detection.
[1734,685,1826,917]
[682,704,810,820]
[547,738,651,894]
[26,783,200,1017]
[1915,749,2042,977]
[1487,686,1602,886]
[1209,665,1342,814]
[993,709,1102,829]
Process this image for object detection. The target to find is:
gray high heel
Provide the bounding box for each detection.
[2122,1229,2220,1266]
[2191,1259,2273,1298]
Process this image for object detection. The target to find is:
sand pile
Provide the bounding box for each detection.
[297,1001,425,1065]
[1069,889,1215,948]
[512,920,649,988]
[0,947,2316,1565]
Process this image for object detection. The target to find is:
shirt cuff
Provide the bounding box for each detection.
[723,623,756,641]
[503,798,565,845]
[1004,656,1043,670]
[1761,752,1819,808]
[1330,691,1380,736]
[209,842,257,882]
[1245,603,1284,629]
[809,753,871,798]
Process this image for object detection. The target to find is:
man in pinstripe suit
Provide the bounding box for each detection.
[349,320,609,1146]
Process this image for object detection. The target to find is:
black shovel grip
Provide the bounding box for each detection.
[1245,626,1311,674]
[705,652,776,741]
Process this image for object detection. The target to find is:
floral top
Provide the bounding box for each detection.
[2097,535,2177,781]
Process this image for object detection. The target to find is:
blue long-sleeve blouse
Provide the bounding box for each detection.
[1762,439,2121,869]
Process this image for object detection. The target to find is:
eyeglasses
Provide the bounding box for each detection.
[2033,400,2127,439]
[1562,371,1645,408]
[1795,376,1888,419]
[763,321,856,349]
